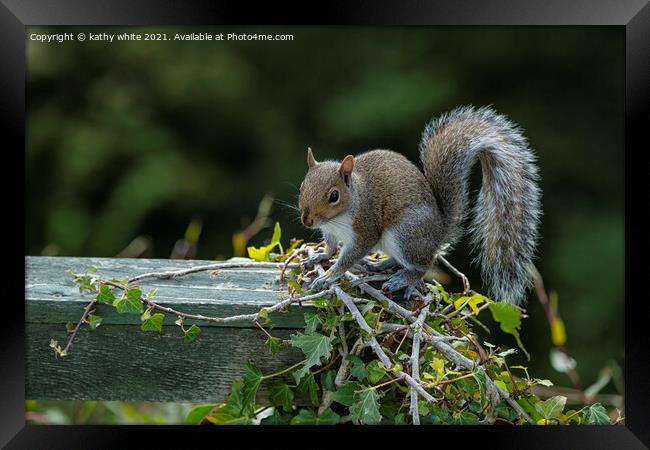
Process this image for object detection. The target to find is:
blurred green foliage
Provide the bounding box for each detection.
[26,26,623,418]
[25,400,193,424]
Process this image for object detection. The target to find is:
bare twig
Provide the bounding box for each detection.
[410,295,433,425]
[128,261,300,284]
[61,299,97,356]
[437,255,470,294]
[333,286,437,407]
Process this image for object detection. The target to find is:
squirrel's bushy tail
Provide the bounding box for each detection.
[419,106,541,305]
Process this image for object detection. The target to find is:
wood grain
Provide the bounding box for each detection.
[25,256,308,402]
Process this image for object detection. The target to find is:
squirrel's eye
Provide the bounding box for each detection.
[328,190,339,204]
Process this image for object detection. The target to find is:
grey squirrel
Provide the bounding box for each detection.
[298,106,541,305]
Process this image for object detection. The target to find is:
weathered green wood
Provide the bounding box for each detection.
[25,256,309,402]
[26,256,306,328]
[27,323,302,402]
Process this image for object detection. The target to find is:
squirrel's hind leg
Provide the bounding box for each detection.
[381,268,426,299]
[379,203,441,299]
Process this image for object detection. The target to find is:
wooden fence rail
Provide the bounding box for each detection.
[25,256,306,402]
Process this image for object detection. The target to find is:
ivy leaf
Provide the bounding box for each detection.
[141,313,164,332]
[247,245,273,262]
[453,295,488,315]
[450,411,480,425]
[350,388,382,425]
[290,332,332,381]
[260,413,291,425]
[247,223,283,262]
[347,355,368,381]
[495,403,519,422]
[304,312,321,334]
[270,221,282,247]
[367,360,387,384]
[534,395,567,420]
[331,382,360,407]
[266,336,282,354]
[533,378,554,387]
[582,403,611,425]
[185,404,217,425]
[220,381,246,417]
[489,302,530,360]
[471,367,488,408]
[241,362,263,414]
[257,307,269,321]
[65,322,75,334]
[96,284,116,304]
[296,372,320,406]
[269,382,294,412]
[321,370,336,392]
[184,324,201,343]
[290,408,340,425]
[114,287,143,314]
[87,314,102,330]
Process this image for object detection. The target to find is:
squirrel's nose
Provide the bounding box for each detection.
[301,209,313,227]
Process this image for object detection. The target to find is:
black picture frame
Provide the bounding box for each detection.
[2,0,648,447]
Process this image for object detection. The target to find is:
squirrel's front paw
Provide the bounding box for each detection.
[308,272,341,292]
[301,252,331,271]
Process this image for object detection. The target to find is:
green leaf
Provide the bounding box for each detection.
[450,411,479,425]
[290,332,333,381]
[331,382,359,407]
[304,312,321,334]
[184,324,201,343]
[65,322,75,334]
[88,266,97,273]
[489,302,530,360]
[270,221,282,246]
[114,287,143,314]
[260,413,291,425]
[471,368,488,408]
[348,355,368,381]
[296,372,320,406]
[290,408,340,425]
[534,395,567,420]
[321,370,336,392]
[269,382,294,412]
[140,313,164,332]
[247,223,283,262]
[87,314,102,330]
[367,360,387,384]
[489,302,521,334]
[257,308,269,321]
[247,244,274,262]
[96,284,116,304]
[266,336,282,354]
[350,388,382,425]
[582,403,611,425]
[242,362,263,414]
[185,404,217,424]
[453,295,488,315]
[221,381,246,417]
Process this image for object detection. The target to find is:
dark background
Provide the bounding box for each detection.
[26,26,624,411]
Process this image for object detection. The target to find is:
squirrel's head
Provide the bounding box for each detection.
[298,147,354,229]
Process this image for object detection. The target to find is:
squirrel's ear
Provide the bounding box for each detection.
[307,147,317,169]
[339,155,354,187]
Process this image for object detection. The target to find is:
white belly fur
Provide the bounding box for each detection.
[374,228,407,267]
[319,212,356,248]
